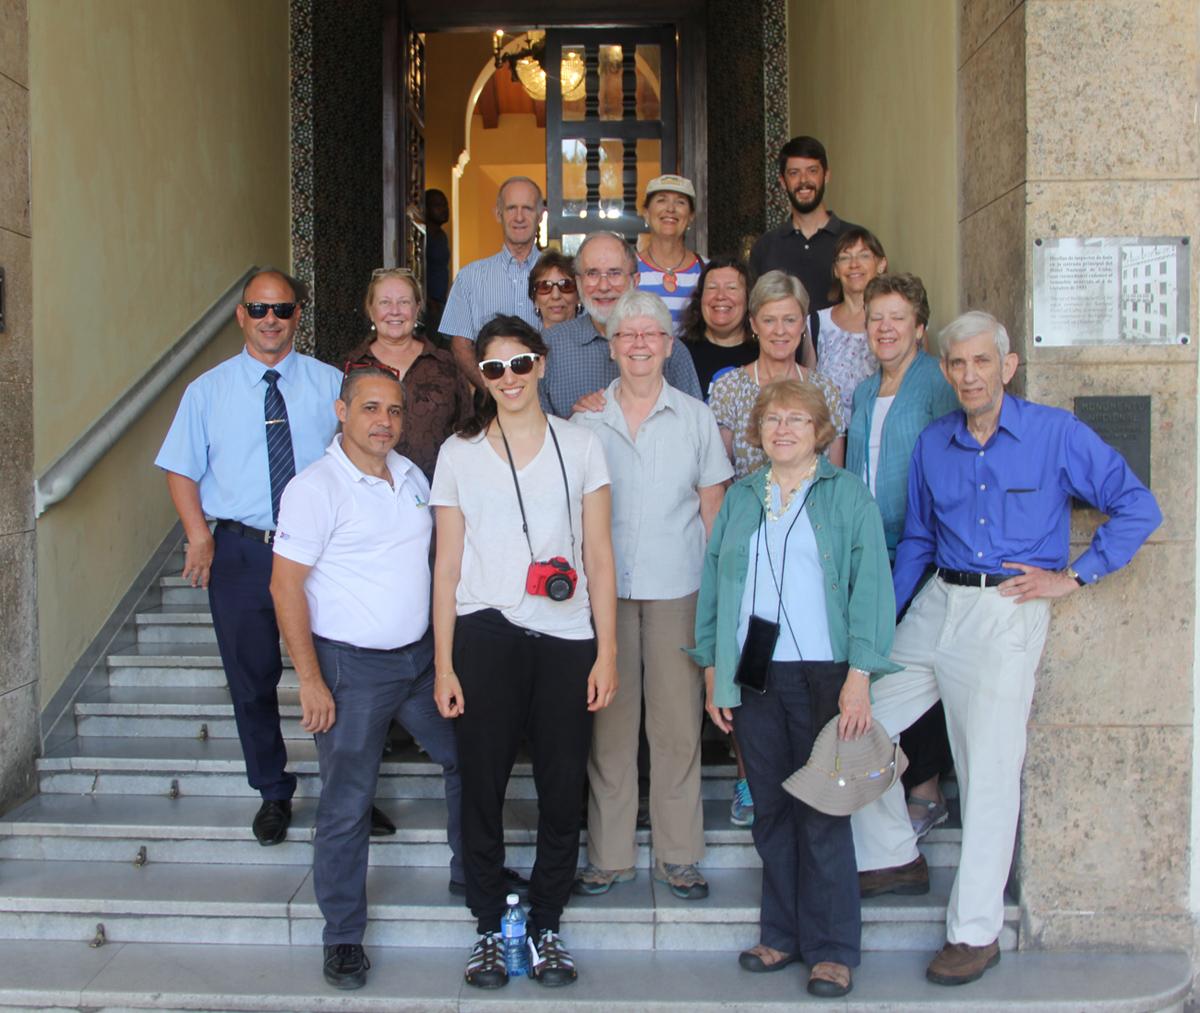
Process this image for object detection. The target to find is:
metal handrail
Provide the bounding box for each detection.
[34,266,259,517]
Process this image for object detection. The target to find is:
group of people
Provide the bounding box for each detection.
[156,134,1161,999]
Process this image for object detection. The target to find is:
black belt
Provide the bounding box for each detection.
[936,567,1008,588]
[215,519,275,545]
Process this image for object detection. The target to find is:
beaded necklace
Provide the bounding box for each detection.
[763,459,818,522]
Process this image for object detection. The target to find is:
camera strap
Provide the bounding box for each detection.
[751,478,816,660]
[495,417,577,567]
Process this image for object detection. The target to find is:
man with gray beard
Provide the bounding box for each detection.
[540,231,701,418]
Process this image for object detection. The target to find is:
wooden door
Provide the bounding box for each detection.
[383,0,426,291]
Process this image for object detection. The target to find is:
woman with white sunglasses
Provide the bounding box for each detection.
[431,315,617,991]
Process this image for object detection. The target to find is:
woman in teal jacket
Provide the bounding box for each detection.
[689,378,898,999]
[844,273,959,841]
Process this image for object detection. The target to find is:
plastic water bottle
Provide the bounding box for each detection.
[501,892,529,977]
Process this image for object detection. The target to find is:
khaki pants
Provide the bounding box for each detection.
[850,576,1050,946]
[586,594,705,869]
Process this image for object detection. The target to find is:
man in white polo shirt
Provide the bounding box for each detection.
[270,364,462,990]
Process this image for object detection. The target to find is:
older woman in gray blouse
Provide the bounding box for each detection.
[571,289,733,902]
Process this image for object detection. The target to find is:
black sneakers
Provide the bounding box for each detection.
[464,931,508,989]
[323,943,370,990]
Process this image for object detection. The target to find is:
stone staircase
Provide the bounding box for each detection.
[0,542,1189,1011]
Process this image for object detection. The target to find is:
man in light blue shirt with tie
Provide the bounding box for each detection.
[155,269,343,844]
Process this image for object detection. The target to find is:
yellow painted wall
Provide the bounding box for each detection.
[787,0,959,338]
[461,112,546,267]
[30,0,291,704]
[424,32,495,206]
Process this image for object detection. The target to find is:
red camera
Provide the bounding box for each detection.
[525,557,577,601]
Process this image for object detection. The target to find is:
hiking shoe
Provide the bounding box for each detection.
[464,931,507,989]
[530,928,577,986]
[730,777,754,827]
[323,943,370,990]
[653,860,709,900]
[926,940,1000,985]
[572,863,635,896]
[908,797,950,839]
[859,854,930,898]
[808,960,852,997]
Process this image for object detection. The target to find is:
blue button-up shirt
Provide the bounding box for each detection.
[439,245,541,340]
[892,394,1162,610]
[155,347,342,530]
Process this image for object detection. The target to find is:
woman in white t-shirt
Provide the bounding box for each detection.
[431,315,617,991]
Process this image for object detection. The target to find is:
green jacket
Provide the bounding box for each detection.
[689,458,901,708]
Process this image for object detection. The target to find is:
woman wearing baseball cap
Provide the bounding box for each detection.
[637,174,703,332]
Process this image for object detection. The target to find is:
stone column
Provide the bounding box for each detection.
[960,0,1199,950]
[0,0,39,813]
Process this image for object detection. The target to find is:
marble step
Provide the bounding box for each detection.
[0,940,1186,1013]
[3,794,859,871]
[0,861,1013,953]
[108,643,298,688]
[135,608,218,645]
[160,575,211,606]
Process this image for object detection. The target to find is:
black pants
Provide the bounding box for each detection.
[207,526,295,801]
[734,661,861,967]
[453,609,596,935]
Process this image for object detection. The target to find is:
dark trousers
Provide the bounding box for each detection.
[734,661,861,968]
[207,526,295,801]
[312,632,462,944]
[901,700,954,790]
[453,609,595,936]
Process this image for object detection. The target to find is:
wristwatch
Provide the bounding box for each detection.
[1064,566,1086,587]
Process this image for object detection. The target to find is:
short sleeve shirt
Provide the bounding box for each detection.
[439,247,541,339]
[273,437,433,650]
[429,418,610,639]
[155,347,342,530]
[571,379,732,599]
[709,365,846,480]
[748,212,861,313]
[814,305,877,421]
[636,253,704,333]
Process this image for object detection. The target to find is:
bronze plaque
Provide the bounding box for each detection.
[1074,395,1151,489]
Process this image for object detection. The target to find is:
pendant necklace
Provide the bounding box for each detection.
[643,247,689,293]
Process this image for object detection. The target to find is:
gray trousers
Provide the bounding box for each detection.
[312,631,463,945]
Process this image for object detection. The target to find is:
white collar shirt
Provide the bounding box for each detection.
[274,436,433,649]
[571,378,732,599]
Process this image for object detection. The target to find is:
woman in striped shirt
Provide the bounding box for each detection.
[637,174,704,331]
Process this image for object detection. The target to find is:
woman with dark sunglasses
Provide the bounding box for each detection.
[346,267,470,481]
[430,315,617,991]
[528,250,580,328]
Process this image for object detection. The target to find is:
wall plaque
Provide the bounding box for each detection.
[1032,237,1190,347]
[1074,395,1151,489]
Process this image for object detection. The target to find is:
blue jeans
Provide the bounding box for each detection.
[734,660,861,967]
[312,631,463,944]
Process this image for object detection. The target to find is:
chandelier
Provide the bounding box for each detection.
[493,30,586,103]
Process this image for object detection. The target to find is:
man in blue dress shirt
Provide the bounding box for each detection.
[155,269,344,844]
[849,310,1161,986]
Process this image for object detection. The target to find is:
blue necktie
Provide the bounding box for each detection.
[263,369,295,526]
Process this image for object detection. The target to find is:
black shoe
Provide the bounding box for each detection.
[370,804,396,837]
[504,867,531,896]
[464,932,508,989]
[449,868,528,898]
[323,943,370,990]
[252,799,291,846]
[530,928,577,987]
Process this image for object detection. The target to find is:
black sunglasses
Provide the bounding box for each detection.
[478,353,540,381]
[243,302,298,319]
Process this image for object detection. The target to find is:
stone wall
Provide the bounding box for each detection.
[959,0,1199,952]
[0,0,37,812]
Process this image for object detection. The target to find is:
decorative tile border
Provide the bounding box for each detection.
[762,0,789,227]
[289,0,316,355]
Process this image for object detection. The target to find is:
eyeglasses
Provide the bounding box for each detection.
[611,329,670,345]
[761,412,814,430]
[479,353,541,381]
[343,357,401,380]
[243,302,297,319]
[834,250,877,266]
[580,268,629,284]
[534,278,578,295]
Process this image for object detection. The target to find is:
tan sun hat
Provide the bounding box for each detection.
[781,716,908,817]
[644,173,696,201]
